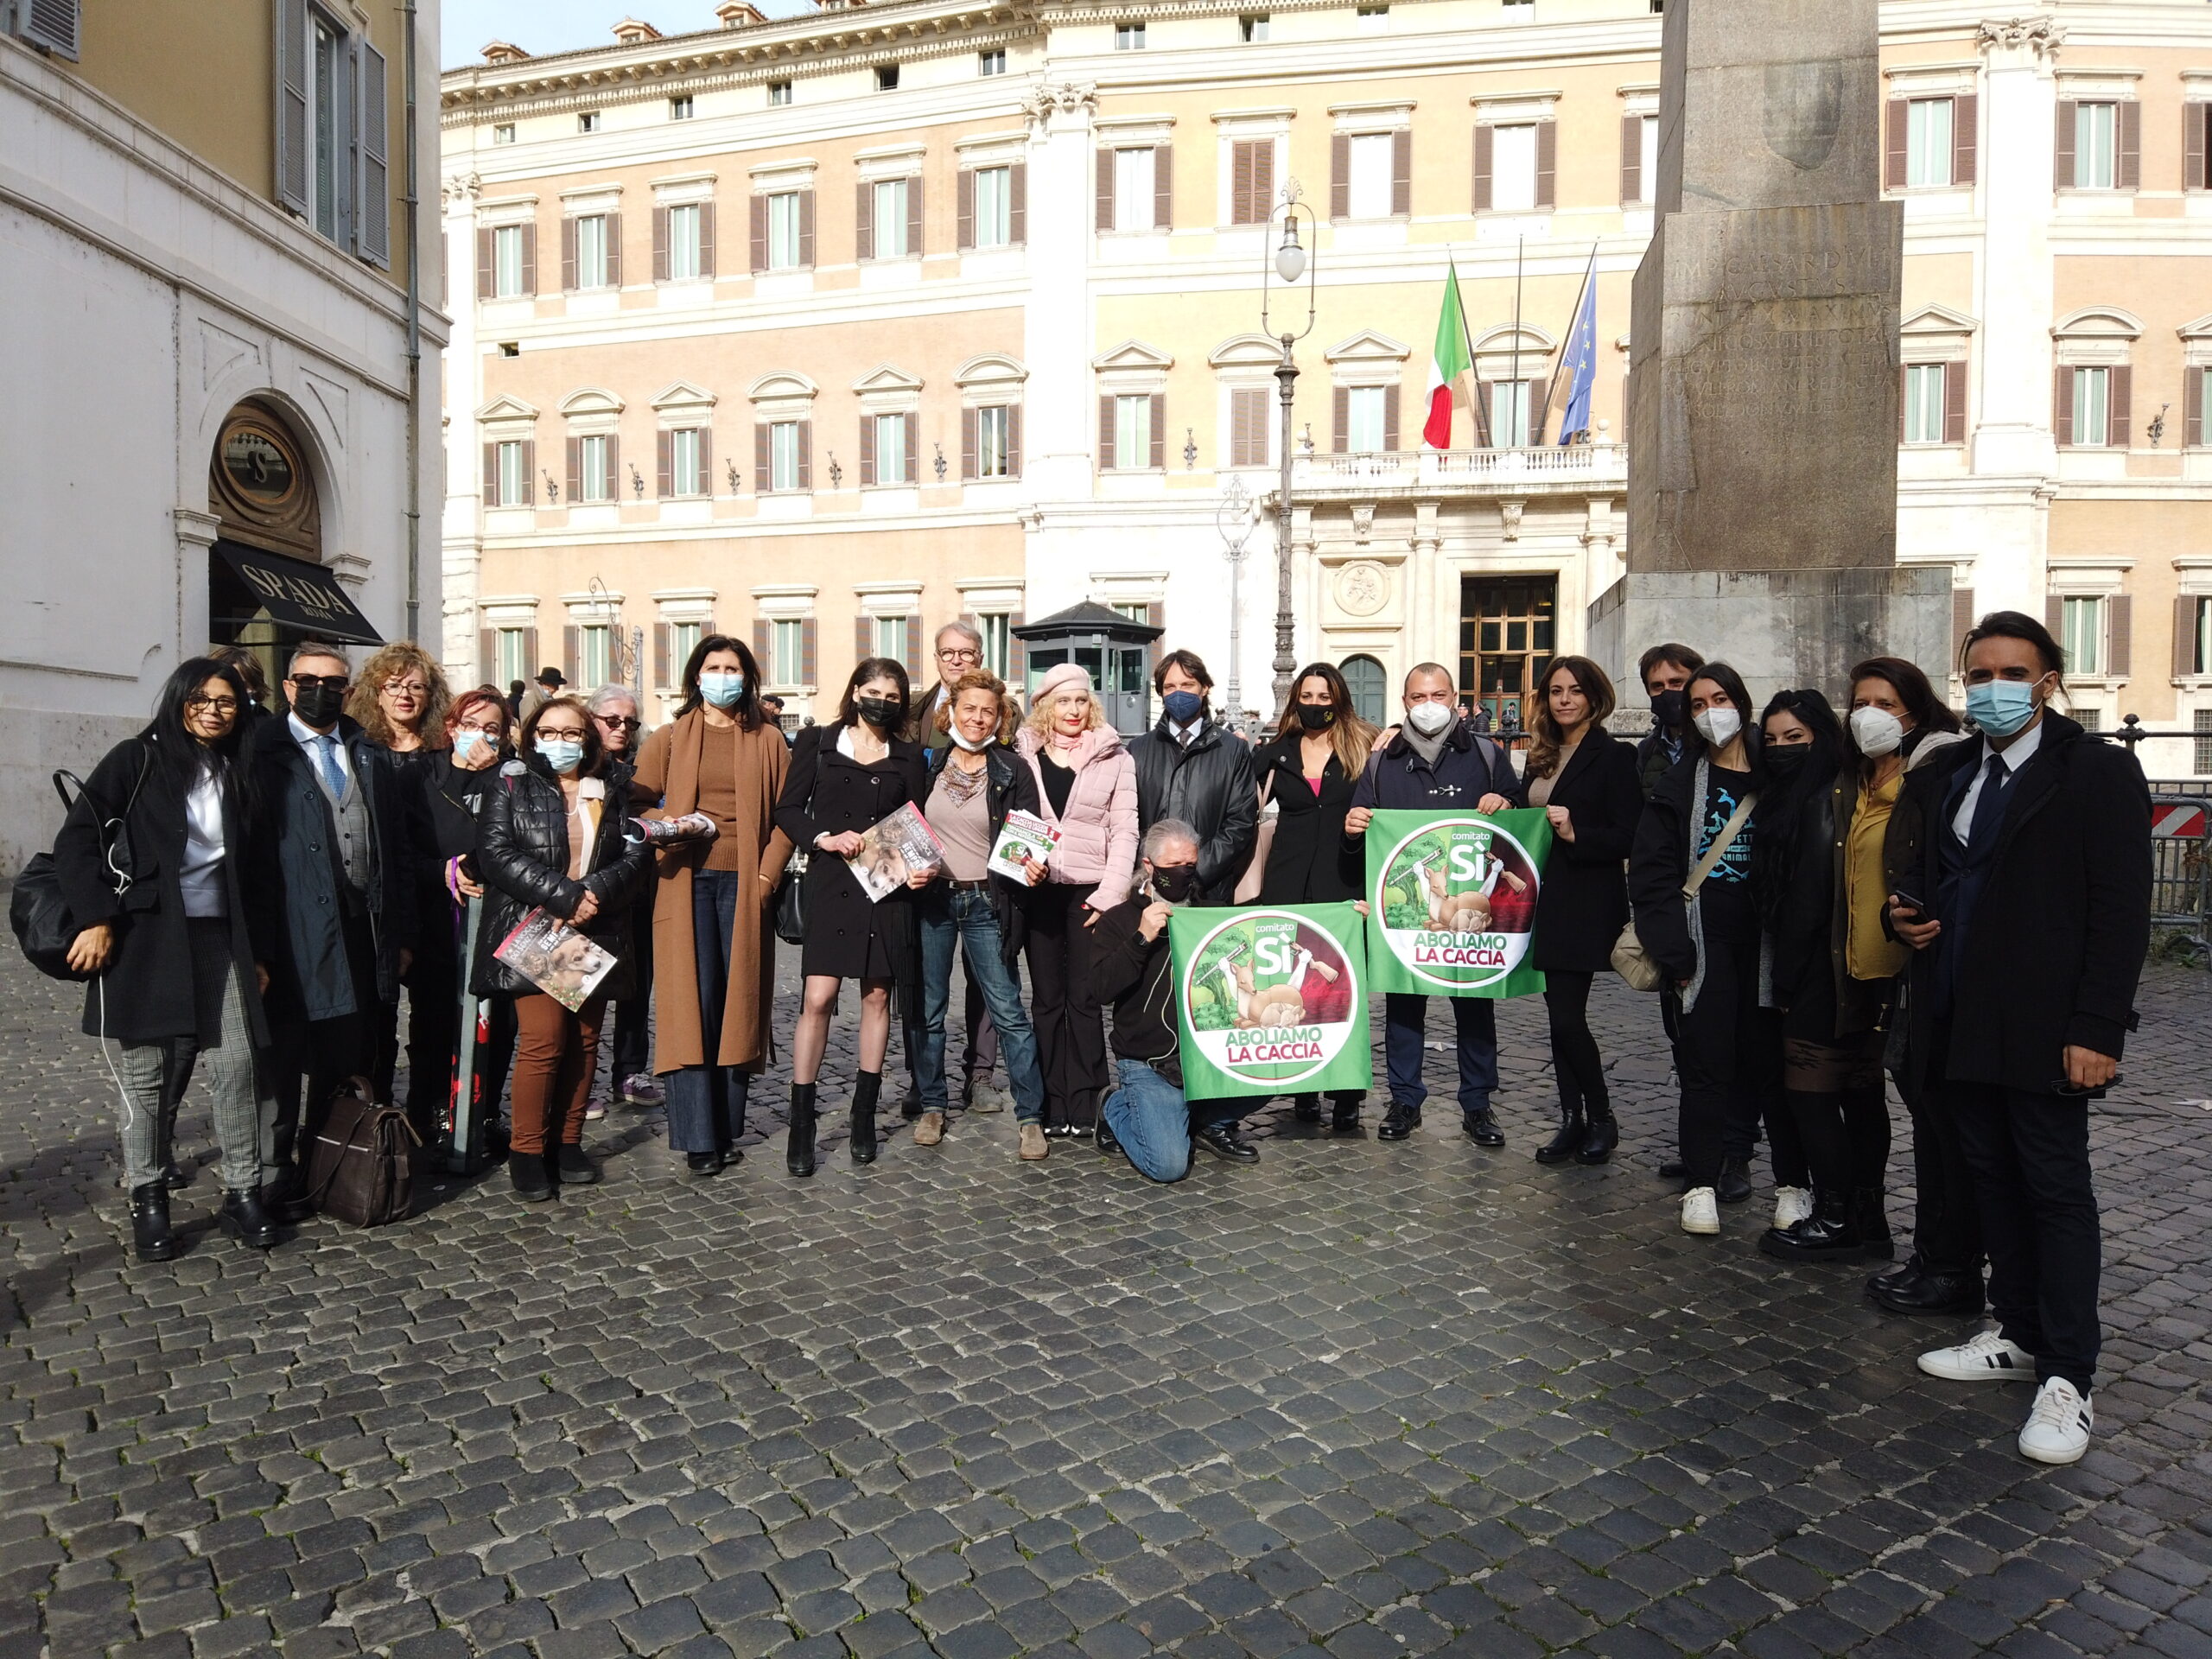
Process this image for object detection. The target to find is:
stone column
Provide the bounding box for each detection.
[1021,84,1100,507]
[174,507,222,659]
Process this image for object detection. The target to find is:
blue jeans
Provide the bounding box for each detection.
[665,868,753,1153]
[1383,993,1497,1114]
[1103,1058,1193,1183]
[918,886,1045,1123]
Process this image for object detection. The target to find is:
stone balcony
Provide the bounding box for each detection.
[1281,442,1629,504]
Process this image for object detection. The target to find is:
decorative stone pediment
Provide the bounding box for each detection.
[850,364,924,396]
[747,372,818,403]
[1208,334,1281,371]
[650,381,716,412]
[1902,304,1979,339]
[953,353,1027,388]
[475,395,540,422]
[1091,340,1174,373]
[2052,308,2142,340]
[1324,329,1412,364]
[558,387,626,416]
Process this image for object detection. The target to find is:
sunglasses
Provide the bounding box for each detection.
[596,715,641,729]
[289,674,349,691]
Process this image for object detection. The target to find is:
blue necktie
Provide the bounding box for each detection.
[1965,752,2009,855]
[314,734,348,804]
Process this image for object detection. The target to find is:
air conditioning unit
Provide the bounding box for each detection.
[10,0,80,60]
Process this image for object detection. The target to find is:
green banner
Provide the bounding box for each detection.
[1363,808,1554,998]
[1170,902,1371,1101]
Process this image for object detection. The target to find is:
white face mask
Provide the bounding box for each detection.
[1849,705,1904,759]
[1406,701,1455,737]
[1693,707,1742,749]
[950,728,993,752]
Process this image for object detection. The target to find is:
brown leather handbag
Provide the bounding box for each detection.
[303,1079,420,1226]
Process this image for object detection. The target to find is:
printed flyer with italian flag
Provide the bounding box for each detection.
[1363,809,1554,998]
[1169,903,1370,1101]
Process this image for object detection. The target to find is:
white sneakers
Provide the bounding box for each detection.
[1772,1185,1813,1230]
[2018,1377,2094,1465]
[1680,1186,1720,1235]
[1919,1331,2094,1465]
[1917,1329,2036,1381]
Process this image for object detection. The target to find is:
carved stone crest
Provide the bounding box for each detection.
[1333,562,1389,617]
[1762,60,1843,171]
[1349,504,1375,543]
[1500,500,1524,542]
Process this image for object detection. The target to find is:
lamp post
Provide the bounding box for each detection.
[1216,474,1255,728]
[1261,184,1316,718]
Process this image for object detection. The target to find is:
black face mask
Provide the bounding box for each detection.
[290,682,346,728]
[855,697,900,730]
[1649,689,1688,730]
[1296,704,1337,732]
[1148,863,1198,903]
[1764,744,1809,779]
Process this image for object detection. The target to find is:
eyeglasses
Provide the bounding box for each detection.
[938,647,981,664]
[454,720,504,738]
[595,715,641,730]
[383,680,429,697]
[536,728,588,742]
[289,674,349,691]
[186,696,240,714]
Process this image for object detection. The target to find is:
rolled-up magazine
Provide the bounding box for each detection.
[988,809,1060,880]
[494,906,617,1012]
[847,801,945,901]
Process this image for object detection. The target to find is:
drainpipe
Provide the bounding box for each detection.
[401,0,423,643]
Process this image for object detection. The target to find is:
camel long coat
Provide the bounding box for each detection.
[632,709,794,1071]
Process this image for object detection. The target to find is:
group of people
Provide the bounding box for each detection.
[51,608,2148,1468]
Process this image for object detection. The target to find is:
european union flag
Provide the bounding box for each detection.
[1556,256,1599,445]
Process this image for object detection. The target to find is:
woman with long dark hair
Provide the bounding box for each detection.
[1628,660,1783,1236]
[1522,655,1643,1166]
[54,658,279,1261]
[773,658,930,1175]
[632,636,793,1176]
[1249,663,1379,1132]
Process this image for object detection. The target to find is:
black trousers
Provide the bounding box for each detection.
[1669,912,1782,1189]
[269,910,379,1187]
[1023,884,1107,1129]
[607,890,656,1085]
[1900,1067,1982,1275]
[1543,969,1610,1118]
[1948,1081,2101,1392]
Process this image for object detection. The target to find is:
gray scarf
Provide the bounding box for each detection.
[1401,722,1451,770]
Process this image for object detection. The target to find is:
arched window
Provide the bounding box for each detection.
[1340,653,1387,725]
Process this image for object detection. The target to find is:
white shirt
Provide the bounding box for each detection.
[179,765,226,918]
[1950,716,2045,842]
[1169,719,1202,748]
[289,710,355,791]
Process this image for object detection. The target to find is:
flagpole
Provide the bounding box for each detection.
[1543,244,1599,445]
[1452,250,1491,449]
[1509,236,1524,447]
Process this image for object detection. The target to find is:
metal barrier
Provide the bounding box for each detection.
[2145,795,2211,963]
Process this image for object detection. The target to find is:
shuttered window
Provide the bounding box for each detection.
[494,628,532,686]
[1488,124,1539,212]
[2060,596,2105,676]
[1905,99,1954,188]
[1229,387,1270,467]
[577,435,615,502]
[1903,365,1948,443]
[2073,102,2117,189]
[1113,395,1153,470]
[1231,139,1274,224]
[493,225,525,296]
[1345,386,1389,453]
[974,406,1014,478]
[770,618,805,685]
[768,422,804,492]
[496,441,528,506]
[970,166,1015,248]
[1113,149,1156,232]
[765,193,804,268]
[1344,133,1395,219]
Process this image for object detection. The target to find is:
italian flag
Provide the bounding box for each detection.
[1423,261,1473,448]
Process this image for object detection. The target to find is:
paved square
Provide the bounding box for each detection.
[2,950,2208,1658]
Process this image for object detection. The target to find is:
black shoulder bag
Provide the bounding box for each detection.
[11,748,151,981]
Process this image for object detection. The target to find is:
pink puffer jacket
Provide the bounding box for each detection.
[1015,725,1139,909]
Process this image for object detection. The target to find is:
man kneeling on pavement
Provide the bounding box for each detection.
[1090,819,1258,1180]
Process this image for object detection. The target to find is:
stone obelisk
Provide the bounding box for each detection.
[1590,0,1948,709]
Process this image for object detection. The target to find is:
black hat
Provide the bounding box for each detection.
[537,667,566,687]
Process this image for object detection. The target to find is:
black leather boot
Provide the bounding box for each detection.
[850,1072,881,1166]
[1577,1101,1619,1165]
[130,1184,177,1262]
[1853,1186,1894,1262]
[218,1188,278,1250]
[1330,1097,1363,1134]
[1534,1101,1586,1165]
[787,1083,818,1178]
[1291,1095,1323,1123]
[1759,1189,1861,1260]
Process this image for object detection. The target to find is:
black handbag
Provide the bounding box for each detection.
[10,756,148,982]
[773,853,810,946]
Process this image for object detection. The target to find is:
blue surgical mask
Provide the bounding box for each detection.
[535,738,585,774]
[1161,690,1205,726]
[1966,677,2041,739]
[698,670,745,709]
[454,730,492,763]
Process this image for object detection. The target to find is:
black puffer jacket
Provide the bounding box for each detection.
[471,755,652,998]
[1127,716,1257,904]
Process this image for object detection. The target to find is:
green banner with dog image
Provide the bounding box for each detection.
[1169,903,1371,1101]
[1363,809,1554,998]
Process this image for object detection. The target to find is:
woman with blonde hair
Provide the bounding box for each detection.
[1014,664,1137,1139]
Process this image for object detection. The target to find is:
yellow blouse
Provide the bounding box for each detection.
[1845,769,1907,981]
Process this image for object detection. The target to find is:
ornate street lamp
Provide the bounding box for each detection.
[1261,183,1317,717]
[1217,474,1256,728]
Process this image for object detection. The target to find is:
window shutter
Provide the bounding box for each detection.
[519,223,537,295]
[855,613,874,664]
[353,40,391,267]
[2187,367,2205,448]
[276,0,309,215]
[1953,95,1977,187]
[907,175,924,256]
[1392,130,1412,217]
[2118,101,2140,190]
[1472,125,1493,212]
[1382,385,1399,452]
[1952,588,1975,659]
[1885,99,1908,190]
[481,443,498,507]
[2189,105,2209,192]
[1944,360,1967,445]
[1149,395,1166,470]
[696,429,712,494]
[2177,596,2199,677]
[1100,396,1116,468]
[799,618,818,686]
[521,626,538,675]
[566,437,582,503]
[476,226,494,299]
[1252,140,1274,222]
[655,206,671,282]
[1096,149,1115,232]
[562,217,578,291]
[2054,101,2075,190]
[1153,144,1172,232]
[1009,163,1027,245]
[697,202,715,276]
[2045,595,2064,643]
[1007,406,1021,475]
[1233,140,1255,224]
[860,413,877,486]
[903,615,923,677]
[563,626,582,684]
[1146,602,1165,672]
[797,421,812,489]
[1620,114,1643,203]
[657,430,673,498]
[1897,365,1909,443]
[957,169,975,251]
[962,408,978,479]
[856,181,874,261]
[1331,134,1351,220]
[608,435,622,498]
[1232,387,1264,467]
[2054,366,2073,446]
[1332,386,1349,453]
[606,213,623,285]
[749,195,767,273]
[2108,594,2133,677]
[521,440,535,499]
[1008,609,1027,683]
[652,624,671,686]
[754,425,771,493]
[798,190,816,266]
[17,0,81,58]
[904,412,919,483]
[480,627,499,679]
[753,617,772,677]
[2109,365,2132,448]
[1535,121,1556,209]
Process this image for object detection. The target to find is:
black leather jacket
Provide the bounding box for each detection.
[471,755,652,998]
[1126,716,1257,904]
[923,743,1042,965]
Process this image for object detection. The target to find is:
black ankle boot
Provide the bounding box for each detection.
[850,1072,881,1166]
[1853,1185,1894,1261]
[1535,1101,1586,1164]
[130,1184,177,1263]
[218,1188,278,1249]
[1576,1102,1619,1165]
[787,1083,818,1178]
[1759,1190,1862,1260]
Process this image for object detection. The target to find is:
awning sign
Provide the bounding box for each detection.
[213,542,383,645]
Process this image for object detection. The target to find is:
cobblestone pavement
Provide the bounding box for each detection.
[3,945,2209,1659]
